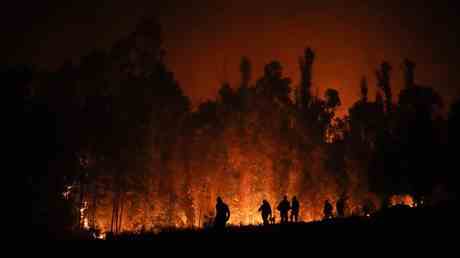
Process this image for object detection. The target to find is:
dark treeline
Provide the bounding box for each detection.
[13,18,459,238]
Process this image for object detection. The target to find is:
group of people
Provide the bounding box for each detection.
[214,194,350,229]
[257,195,300,225]
[323,194,348,219]
[213,195,302,229]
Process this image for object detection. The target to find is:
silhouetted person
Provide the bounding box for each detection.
[323,200,333,219]
[336,194,348,217]
[290,196,300,222]
[214,197,230,230]
[258,200,272,226]
[277,196,290,223]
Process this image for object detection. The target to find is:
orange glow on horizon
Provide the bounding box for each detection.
[161,7,449,117]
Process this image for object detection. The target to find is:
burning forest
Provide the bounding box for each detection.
[18,15,459,239]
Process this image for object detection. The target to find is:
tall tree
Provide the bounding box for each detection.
[240,56,252,88]
[256,61,292,104]
[376,62,392,114]
[299,47,315,107]
[360,76,368,103]
[403,58,416,89]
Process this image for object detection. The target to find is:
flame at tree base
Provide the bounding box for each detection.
[70,94,386,233]
[389,194,416,208]
[77,145,383,232]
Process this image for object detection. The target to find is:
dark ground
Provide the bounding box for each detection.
[56,202,458,243]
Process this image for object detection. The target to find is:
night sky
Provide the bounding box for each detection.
[3,0,460,114]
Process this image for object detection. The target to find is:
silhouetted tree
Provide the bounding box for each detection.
[240,56,252,88]
[360,76,368,103]
[376,62,392,114]
[325,88,341,112]
[403,59,416,89]
[394,60,444,197]
[299,47,315,107]
[256,61,292,104]
[218,82,236,108]
[447,99,460,200]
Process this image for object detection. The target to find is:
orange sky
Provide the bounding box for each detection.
[159,1,458,116]
[4,1,459,114]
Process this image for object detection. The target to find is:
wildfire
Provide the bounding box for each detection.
[77,176,381,231]
[92,231,106,240]
[97,232,106,240]
[389,194,415,208]
[69,123,381,232]
[80,201,90,230]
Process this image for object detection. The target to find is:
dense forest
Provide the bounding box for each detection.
[15,18,459,237]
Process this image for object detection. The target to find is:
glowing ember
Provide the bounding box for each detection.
[97,233,106,240]
[389,194,415,208]
[80,201,90,229]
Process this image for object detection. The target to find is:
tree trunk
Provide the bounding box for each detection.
[91,181,97,229]
[110,191,119,233]
[118,193,124,233]
[79,181,85,229]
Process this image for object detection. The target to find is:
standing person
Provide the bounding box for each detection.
[336,194,348,218]
[258,200,272,226]
[214,197,230,230]
[290,196,300,222]
[277,196,290,223]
